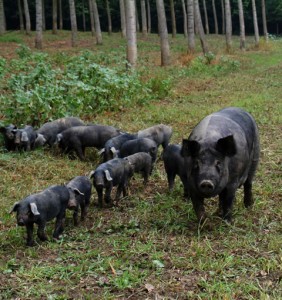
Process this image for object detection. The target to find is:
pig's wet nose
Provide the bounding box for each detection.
[18,220,25,226]
[199,180,214,193]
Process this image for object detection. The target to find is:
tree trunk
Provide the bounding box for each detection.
[194,0,208,54]
[88,0,95,36]
[42,0,45,31]
[156,0,170,66]
[221,0,225,34]
[0,0,5,35]
[69,0,78,47]
[135,0,140,32]
[261,0,268,42]
[125,0,137,68]
[170,0,177,38]
[18,0,25,33]
[225,0,232,52]
[23,0,31,35]
[52,0,57,34]
[141,0,147,37]
[92,0,102,44]
[202,0,209,34]
[212,0,218,34]
[251,0,260,47]
[59,0,63,29]
[120,0,126,37]
[147,0,151,34]
[106,0,112,35]
[187,0,195,53]
[82,0,86,31]
[35,0,43,49]
[181,0,187,38]
[238,0,245,50]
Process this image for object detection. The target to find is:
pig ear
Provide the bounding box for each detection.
[98,148,105,155]
[9,202,20,214]
[56,133,63,143]
[89,170,95,179]
[74,188,85,196]
[30,203,40,215]
[21,132,29,142]
[181,139,200,157]
[110,147,117,154]
[11,129,18,134]
[105,170,113,181]
[216,135,237,157]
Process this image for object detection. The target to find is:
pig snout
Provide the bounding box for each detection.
[199,180,215,195]
[17,216,27,226]
[68,199,77,209]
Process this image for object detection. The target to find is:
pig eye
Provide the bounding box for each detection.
[215,161,221,172]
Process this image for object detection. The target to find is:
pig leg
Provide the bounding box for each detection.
[190,193,206,222]
[180,175,190,198]
[96,187,104,207]
[80,202,86,222]
[243,180,254,208]
[219,188,235,222]
[104,185,113,207]
[167,172,176,191]
[74,145,85,161]
[53,213,65,239]
[37,221,48,241]
[73,208,79,226]
[26,224,35,247]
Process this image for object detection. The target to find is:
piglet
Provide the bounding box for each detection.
[10,185,70,246]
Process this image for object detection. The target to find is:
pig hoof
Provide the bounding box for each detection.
[26,241,36,247]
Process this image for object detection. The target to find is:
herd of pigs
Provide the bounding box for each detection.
[1,107,260,247]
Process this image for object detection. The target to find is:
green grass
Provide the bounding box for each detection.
[0,32,282,299]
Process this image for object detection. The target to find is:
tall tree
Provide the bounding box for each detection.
[194,0,209,54]
[120,0,126,37]
[221,0,225,34]
[125,0,137,68]
[35,0,43,49]
[82,0,86,31]
[238,0,246,50]
[202,0,209,34]
[42,0,45,30]
[17,0,25,33]
[170,0,177,38]
[59,0,63,29]
[52,0,58,34]
[135,0,140,32]
[92,0,102,44]
[0,0,5,35]
[147,0,151,33]
[156,0,170,66]
[212,0,218,34]
[105,0,112,35]
[187,0,195,53]
[181,0,187,38]
[261,0,268,42]
[23,0,31,35]
[69,0,78,47]
[88,0,95,36]
[225,0,232,52]
[141,0,147,37]
[251,0,260,47]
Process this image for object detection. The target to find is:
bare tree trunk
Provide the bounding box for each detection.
[202,0,209,34]
[52,0,57,34]
[170,0,177,38]
[92,0,102,44]
[221,0,225,34]
[187,0,195,53]
[69,0,78,47]
[225,0,232,52]
[18,0,25,33]
[194,0,208,54]
[125,0,137,68]
[106,0,112,35]
[59,0,63,29]
[212,0,218,34]
[120,0,126,37]
[261,0,268,42]
[82,0,86,31]
[147,0,151,33]
[42,0,45,30]
[0,0,5,34]
[181,0,187,38]
[141,0,147,37]
[23,0,31,35]
[156,0,170,66]
[135,0,140,32]
[88,0,95,36]
[35,0,43,49]
[251,0,259,47]
[238,0,245,50]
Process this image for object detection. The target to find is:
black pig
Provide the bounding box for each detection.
[35,117,85,147]
[10,185,70,246]
[163,144,189,198]
[90,158,132,207]
[0,124,17,151]
[181,107,260,223]
[123,152,153,185]
[13,125,37,151]
[119,138,158,164]
[56,125,121,160]
[66,176,92,226]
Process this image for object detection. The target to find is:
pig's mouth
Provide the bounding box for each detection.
[17,219,25,226]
